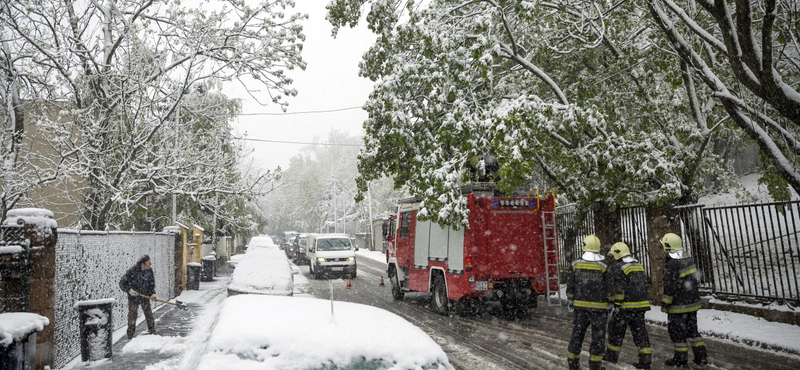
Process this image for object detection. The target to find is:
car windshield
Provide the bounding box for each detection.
[316,238,351,251]
[298,236,307,246]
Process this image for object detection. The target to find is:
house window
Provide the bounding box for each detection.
[400,211,411,238]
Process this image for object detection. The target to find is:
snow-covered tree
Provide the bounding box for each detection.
[327,0,740,227]
[1,0,306,229]
[644,0,800,201]
[262,130,404,235]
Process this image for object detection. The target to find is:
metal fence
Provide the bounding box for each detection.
[701,201,800,302]
[557,200,800,304]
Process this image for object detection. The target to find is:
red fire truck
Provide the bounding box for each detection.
[384,184,560,315]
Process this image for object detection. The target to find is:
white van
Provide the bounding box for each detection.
[306,233,358,279]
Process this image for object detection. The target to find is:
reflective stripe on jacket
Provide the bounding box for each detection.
[566,258,611,311]
[662,256,701,314]
[612,261,650,311]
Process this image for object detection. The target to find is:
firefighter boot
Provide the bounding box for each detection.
[567,358,580,370]
[588,360,605,370]
[664,352,689,368]
[691,342,708,366]
[632,351,652,369]
[602,348,618,363]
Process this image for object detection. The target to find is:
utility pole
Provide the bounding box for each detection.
[368,182,374,250]
[172,106,179,225]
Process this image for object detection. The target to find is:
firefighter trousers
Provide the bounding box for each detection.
[568,310,608,370]
[667,311,707,365]
[604,310,651,366]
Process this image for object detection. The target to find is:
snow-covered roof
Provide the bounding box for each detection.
[193,225,204,231]
[0,313,49,347]
[194,295,453,370]
[227,246,293,296]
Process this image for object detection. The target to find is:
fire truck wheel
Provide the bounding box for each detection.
[390,273,404,301]
[431,275,450,315]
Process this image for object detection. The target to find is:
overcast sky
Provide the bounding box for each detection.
[223,2,376,171]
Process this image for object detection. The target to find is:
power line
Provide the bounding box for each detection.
[235,137,362,147]
[238,106,363,116]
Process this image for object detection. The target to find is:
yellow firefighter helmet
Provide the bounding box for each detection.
[609,242,631,260]
[660,233,683,252]
[582,234,601,253]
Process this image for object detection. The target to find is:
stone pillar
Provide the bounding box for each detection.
[28,234,55,370]
[2,208,57,370]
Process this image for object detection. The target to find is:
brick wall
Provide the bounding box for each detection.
[52,230,176,368]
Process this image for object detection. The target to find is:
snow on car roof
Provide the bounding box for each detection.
[247,236,276,247]
[195,295,453,370]
[227,247,293,296]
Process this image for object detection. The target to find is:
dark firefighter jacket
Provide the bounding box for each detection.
[119,265,155,305]
[566,257,611,311]
[611,260,651,311]
[661,256,701,314]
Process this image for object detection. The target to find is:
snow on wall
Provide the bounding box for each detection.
[52,230,176,369]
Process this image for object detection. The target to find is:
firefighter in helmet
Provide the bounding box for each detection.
[660,233,708,367]
[567,235,612,370]
[603,242,652,369]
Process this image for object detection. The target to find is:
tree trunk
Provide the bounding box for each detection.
[645,204,680,303]
[591,202,621,260]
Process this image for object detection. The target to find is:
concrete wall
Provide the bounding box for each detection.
[52,230,177,369]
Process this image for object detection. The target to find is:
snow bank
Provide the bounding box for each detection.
[646,309,800,355]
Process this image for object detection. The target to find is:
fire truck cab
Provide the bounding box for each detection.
[384,184,559,315]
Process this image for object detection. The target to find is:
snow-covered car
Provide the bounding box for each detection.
[189,294,454,370]
[227,253,246,268]
[227,245,296,296]
[246,235,276,250]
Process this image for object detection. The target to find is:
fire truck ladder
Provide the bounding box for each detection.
[542,209,563,306]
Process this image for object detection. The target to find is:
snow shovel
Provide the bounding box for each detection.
[143,294,188,310]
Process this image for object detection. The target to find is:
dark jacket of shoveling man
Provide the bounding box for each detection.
[603,242,652,369]
[119,254,156,339]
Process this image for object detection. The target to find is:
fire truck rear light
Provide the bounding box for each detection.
[492,201,499,206]
[465,257,473,273]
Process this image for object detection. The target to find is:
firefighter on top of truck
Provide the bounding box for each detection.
[660,233,708,367]
[603,242,652,370]
[567,235,612,370]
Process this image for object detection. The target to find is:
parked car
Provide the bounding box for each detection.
[227,244,296,296]
[288,233,309,265]
[306,233,358,279]
[246,235,276,250]
[279,231,299,252]
[190,294,454,370]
